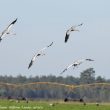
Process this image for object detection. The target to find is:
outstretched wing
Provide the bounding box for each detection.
[38,42,53,52]
[6,18,17,32]
[77,23,83,27]
[60,68,67,74]
[60,63,73,74]
[72,23,83,28]
[86,59,94,61]
[0,18,17,39]
[28,52,39,69]
[47,42,53,47]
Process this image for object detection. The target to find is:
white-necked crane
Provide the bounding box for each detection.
[60,58,94,74]
[28,42,53,69]
[0,18,17,42]
[65,23,83,43]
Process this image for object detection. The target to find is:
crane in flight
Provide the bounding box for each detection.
[65,23,83,43]
[60,59,94,74]
[0,18,17,42]
[28,42,53,69]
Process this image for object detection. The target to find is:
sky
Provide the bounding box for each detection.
[0,0,110,78]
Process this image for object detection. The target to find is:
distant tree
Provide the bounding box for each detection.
[80,68,95,84]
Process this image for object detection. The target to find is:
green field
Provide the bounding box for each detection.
[0,99,110,110]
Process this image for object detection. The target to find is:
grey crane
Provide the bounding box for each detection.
[60,58,94,74]
[28,42,53,69]
[65,23,83,43]
[0,18,17,42]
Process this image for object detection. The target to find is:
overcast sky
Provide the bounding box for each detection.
[0,0,110,78]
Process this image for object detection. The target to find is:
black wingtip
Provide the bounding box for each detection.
[28,67,30,69]
[86,59,94,61]
[50,42,53,46]
[64,37,67,43]
[11,18,18,24]
[80,23,83,25]
[80,23,83,26]
[28,65,31,69]
[28,64,31,69]
[14,18,18,22]
[28,61,33,69]
[15,18,18,21]
[48,42,53,47]
[60,68,67,74]
[65,34,69,43]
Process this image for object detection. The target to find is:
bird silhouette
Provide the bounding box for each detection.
[0,18,17,42]
[65,23,83,43]
[28,42,53,69]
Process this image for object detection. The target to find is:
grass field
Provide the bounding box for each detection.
[0,99,110,110]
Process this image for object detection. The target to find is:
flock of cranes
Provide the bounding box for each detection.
[0,18,94,75]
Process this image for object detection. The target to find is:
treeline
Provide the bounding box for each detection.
[0,68,110,102]
[0,68,108,84]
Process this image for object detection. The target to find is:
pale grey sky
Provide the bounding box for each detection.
[0,0,110,78]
